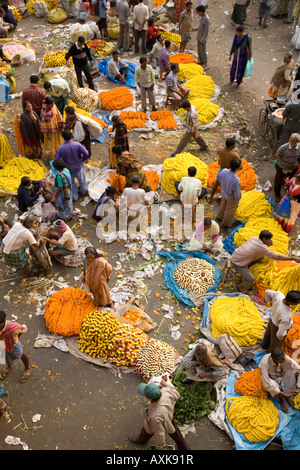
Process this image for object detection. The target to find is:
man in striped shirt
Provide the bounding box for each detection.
[166,62,189,110]
[171,99,209,157]
[22,75,46,117]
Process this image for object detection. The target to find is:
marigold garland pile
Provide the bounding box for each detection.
[161,152,208,196]
[134,338,178,379]
[169,53,196,64]
[208,159,257,193]
[225,396,279,443]
[234,218,289,255]
[107,323,148,367]
[44,287,96,337]
[235,190,272,222]
[150,110,178,129]
[161,30,181,47]
[0,157,46,194]
[99,87,133,110]
[190,98,219,125]
[0,133,16,165]
[177,63,204,80]
[77,310,121,358]
[234,369,268,399]
[44,50,73,68]
[119,111,147,130]
[184,75,215,100]
[210,296,265,347]
[144,170,159,192]
[107,172,126,193]
[283,313,300,359]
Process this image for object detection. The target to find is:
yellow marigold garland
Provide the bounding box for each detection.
[225,396,279,443]
[177,63,204,80]
[107,323,148,367]
[0,157,46,194]
[0,134,17,165]
[209,296,265,347]
[235,190,272,222]
[184,75,215,100]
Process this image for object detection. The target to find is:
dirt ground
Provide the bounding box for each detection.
[0,0,298,452]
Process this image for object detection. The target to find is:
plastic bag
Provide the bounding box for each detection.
[78,114,103,138]
[291,25,300,50]
[72,120,86,142]
[21,48,36,63]
[0,340,6,365]
[46,7,68,23]
[34,0,49,17]
[115,303,157,332]
[276,195,291,219]
[244,58,254,78]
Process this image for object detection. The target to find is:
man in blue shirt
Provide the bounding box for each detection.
[17,177,43,213]
[54,130,90,202]
[216,158,241,228]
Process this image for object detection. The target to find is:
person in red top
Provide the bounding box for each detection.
[146,18,160,51]
[22,74,46,118]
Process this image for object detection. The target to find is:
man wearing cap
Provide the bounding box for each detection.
[128,380,191,450]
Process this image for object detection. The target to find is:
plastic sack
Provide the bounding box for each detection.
[72,120,86,142]
[156,251,221,307]
[115,303,157,332]
[244,58,254,78]
[218,334,242,362]
[46,7,68,23]
[21,48,36,63]
[276,196,291,219]
[60,0,79,16]
[291,25,300,50]
[107,26,120,39]
[34,0,49,17]
[0,340,6,365]
[0,77,10,104]
[78,114,103,138]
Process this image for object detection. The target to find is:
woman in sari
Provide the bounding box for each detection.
[229,25,252,87]
[112,145,152,192]
[18,101,43,159]
[40,96,65,159]
[276,174,300,233]
[52,158,73,221]
[188,217,223,254]
[82,246,114,308]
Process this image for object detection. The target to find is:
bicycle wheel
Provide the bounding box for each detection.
[267,122,279,153]
[258,108,268,137]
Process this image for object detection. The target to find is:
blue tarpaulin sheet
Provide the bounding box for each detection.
[156,251,221,307]
[223,223,245,254]
[98,59,137,88]
[91,112,111,143]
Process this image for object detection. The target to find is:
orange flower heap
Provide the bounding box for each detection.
[119,111,147,130]
[44,287,96,337]
[169,53,196,64]
[99,87,133,110]
[234,368,268,399]
[107,172,126,193]
[150,110,178,129]
[208,158,257,193]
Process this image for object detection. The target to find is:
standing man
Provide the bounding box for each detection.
[208,137,241,203]
[280,102,300,145]
[96,0,108,39]
[178,1,193,53]
[133,0,149,54]
[193,5,209,70]
[171,99,208,157]
[135,57,156,112]
[216,157,241,228]
[128,380,191,450]
[269,52,295,99]
[149,33,164,69]
[22,75,46,118]
[231,230,300,294]
[54,129,90,202]
[261,289,300,353]
[43,78,70,115]
[116,0,131,51]
[65,36,96,90]
[274,133,300,201]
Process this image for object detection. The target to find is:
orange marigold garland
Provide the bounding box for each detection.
[99,87,133,110]
[169,53,196,64]
[107,172,126,193]
[119,111,147,130]
[44,287,96,337]
[234,368,268,399]
[144,170,159,192]
[284,314,300,360]
[150,110,178,129]
[208,158,257,192]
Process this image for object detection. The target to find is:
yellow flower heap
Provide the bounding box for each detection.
[0,157,46,194]
[210,296,265,347]
[225,396,279,443]
[235,190,272,223]
[184,75,215,100]
[161,152,208,197]
[178,63,204,80]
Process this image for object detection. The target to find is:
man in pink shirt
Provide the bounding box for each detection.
[231,230,300,294]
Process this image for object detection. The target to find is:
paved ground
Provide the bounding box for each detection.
[0,0,298,451]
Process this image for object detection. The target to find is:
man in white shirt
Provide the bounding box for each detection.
[107,50,134,84]
[175,166,207,223]
[259,348,300,413]
[261,290,300,352]
[116,0,131,51]
[133,0,149,54]
[149,34,164,69]
[122,175,150,215]
[135,57,156,112]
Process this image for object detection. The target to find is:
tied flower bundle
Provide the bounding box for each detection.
[173,258,215,295]
[234,369,268,399]
[207,158,257,193]
[144,170,159,192]
[27,0,58,14]
[161,30,181,46]
[134,338,178,379]
[99,87,133,111]
[177,63,204,80]
[44,50,73,68]
[210,296,265,347]
[162,152,208,196]
[107,172,126,193]
[169,53,196,64]
[150,110,178,129]
[77,310,121,358]
[235,190,272,223]
[184,75,215,100]
[119,111,147,130]
[225,396,279,443]
[250,260,297,299]
[107,323,148,367]
[0,157,46,194]
[44,287,96,337]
